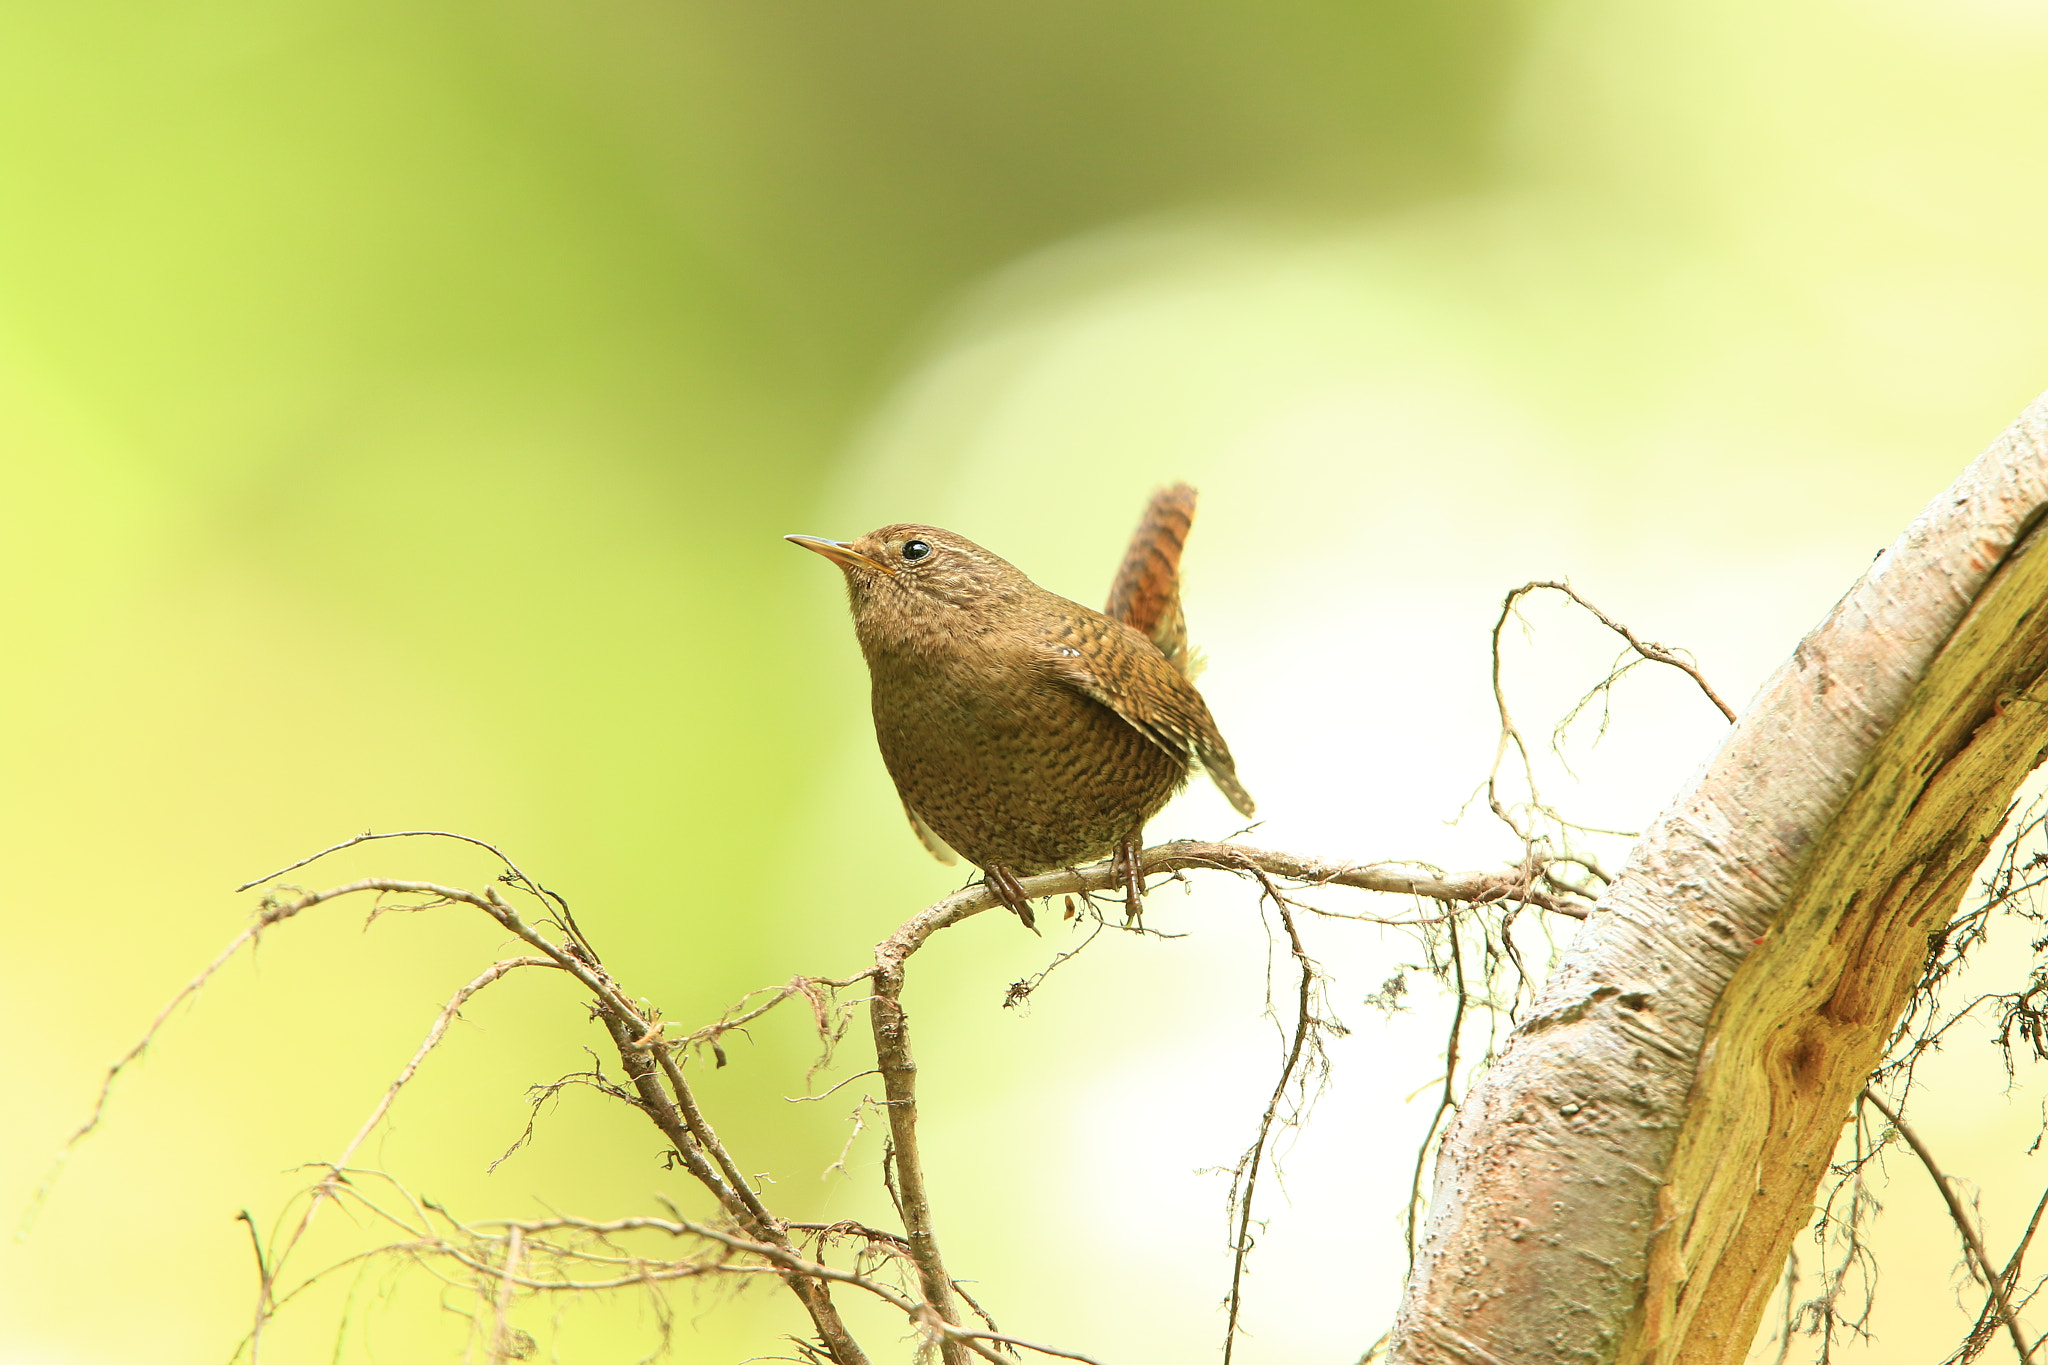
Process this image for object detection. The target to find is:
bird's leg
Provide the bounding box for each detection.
[985,865,1038,933]
[1114,834,1145,925]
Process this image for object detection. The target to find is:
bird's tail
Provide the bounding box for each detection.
[1106,483,1197,676]
[1199,741,1256,818]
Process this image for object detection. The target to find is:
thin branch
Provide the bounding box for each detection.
[235,1209,272,1349]
[951,1331,1106,1364]
[471,1213,1020,1365]
[675,971,872,1074]
[1483,579,1733,875]
[1224,902,1323,1364]
[488,1223,523,1363]
[787,1221,913,1258]
[871,928,970,1365]
[488,1056,632,1174]
[597,1008,870,1363]
[1862,1089,2036,1362]
[1407,912,1467,1266]
[21,902,283,1235]
[338,958,556,1171]
[235,828,598,961]
[236,829,530,893]
[786,1070,882,1104]
[1005,916,1110,1009]
[822,836,1578,1365]
[315,1192,1065,1365]
[1512,580,1738,723]
[252,956,555,1359]
[68,825,1584,1364]
[220,872,875,1365]
[903,841,1592,931]
[1952,1186,2048,1365]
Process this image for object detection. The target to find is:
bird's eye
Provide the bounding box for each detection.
[901,540,932,562]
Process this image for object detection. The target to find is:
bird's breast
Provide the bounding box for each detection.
[863,628,1053,730]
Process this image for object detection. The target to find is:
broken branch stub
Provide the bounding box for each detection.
[1390,393,2048,1365]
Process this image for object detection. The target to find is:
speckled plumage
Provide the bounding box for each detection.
[788,489,1252,925]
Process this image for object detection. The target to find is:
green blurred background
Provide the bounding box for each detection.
[6,0,2048,1360]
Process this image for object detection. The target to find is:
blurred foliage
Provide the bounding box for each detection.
[0,3,1522,1360]
[4,0,2048,1361]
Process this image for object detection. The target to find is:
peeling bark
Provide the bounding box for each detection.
[1389,394,2048,1365]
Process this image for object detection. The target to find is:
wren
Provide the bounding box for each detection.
[787,485,1253,928]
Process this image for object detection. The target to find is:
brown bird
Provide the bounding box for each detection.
[787,484,1253,928]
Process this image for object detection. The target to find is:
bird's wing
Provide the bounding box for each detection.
[902,799,959,866]
[1038,610,1256,818]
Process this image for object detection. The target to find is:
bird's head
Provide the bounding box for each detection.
[785,525,1031,625]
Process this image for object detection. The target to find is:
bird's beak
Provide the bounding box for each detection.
[784,534,895,575]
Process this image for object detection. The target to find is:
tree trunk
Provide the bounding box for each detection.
[1390,393,2048,1365]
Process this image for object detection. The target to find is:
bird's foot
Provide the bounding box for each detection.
[985,866,1038,933]
[1114,835,1145,927]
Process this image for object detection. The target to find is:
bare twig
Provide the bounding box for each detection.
[1791,1107,1883,1356]
[488,1056,634,1173]
[1005,917,1110,1009]
[950,1331,1105,1364]
[905,841,1592,930]
[679,973,868,1073]
[235,1210,272,1349]
[340,958,556,1169]
[800,839,1581,1365]
[234,829,535,892]
[1407,912,1467,1266]
[1769,1246,1800,1365]
[1862,1088,2036,1362]
[599,1007,870,1362]
[1223,902,1325,1364]
[1509,580,1737,723]
[279,1185,1082,1365]
[208,870,873,1365]
[870,929,970,1365]
[1950,1185,2048,1365]
[235,828,600,961]
[468,1213,1014,1363]
[251,955,556,1359]
[21,900,290,1235]
[488,1223,523,1363]
[62,822,1592,1364]
[788,1220,914,1258]
[787,1070,882,1104]
[1483,580,1734,874]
